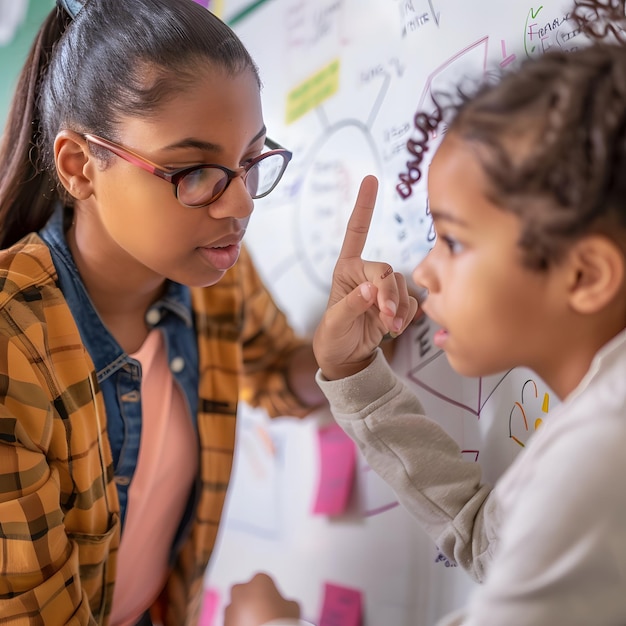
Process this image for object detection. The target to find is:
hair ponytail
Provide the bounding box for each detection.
[0,9,69,248]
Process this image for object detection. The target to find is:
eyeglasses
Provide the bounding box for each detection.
[83,133,293,208]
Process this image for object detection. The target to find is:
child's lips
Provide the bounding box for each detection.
[433,327,449,348]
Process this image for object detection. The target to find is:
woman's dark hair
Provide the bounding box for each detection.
[401,0,626,270]
[0,0,260,248]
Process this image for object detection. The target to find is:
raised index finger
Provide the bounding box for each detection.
[338,175,379,261]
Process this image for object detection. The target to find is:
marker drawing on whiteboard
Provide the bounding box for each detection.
[428,0,441,27]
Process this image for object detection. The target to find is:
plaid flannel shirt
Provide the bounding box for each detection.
[0,235,308,625]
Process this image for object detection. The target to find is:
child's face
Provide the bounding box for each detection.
[413,133,565,379]
[79,64,264,288]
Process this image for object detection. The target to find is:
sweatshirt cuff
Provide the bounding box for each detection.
[315,348,399,414]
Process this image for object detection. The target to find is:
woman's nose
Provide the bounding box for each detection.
[209,176,254,220]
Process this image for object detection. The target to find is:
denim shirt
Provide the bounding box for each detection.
[40,206,199,531]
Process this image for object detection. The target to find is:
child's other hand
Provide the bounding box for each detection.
[313,175,418,380]
[223,572,301,626]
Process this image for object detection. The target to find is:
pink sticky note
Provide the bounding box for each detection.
[312,424,356,516]
[318,581,363,626]
[198,587,220,626]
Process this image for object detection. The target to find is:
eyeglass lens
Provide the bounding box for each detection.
[177,152,288,207]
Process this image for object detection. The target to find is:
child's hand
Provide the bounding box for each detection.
[223,572,301,626]
[313,175,418,380]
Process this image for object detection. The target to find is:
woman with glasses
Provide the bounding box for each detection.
[0,0,332,623]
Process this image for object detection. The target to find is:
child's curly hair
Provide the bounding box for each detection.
[402,0,626,270]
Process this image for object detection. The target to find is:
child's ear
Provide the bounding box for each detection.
[567,235,625,314]
[54,130,94,200]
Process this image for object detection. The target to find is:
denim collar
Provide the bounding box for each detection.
[39,205,193,382]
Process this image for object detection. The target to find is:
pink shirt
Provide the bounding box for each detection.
[110,330,198,626]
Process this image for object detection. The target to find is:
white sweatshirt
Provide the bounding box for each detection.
[306,329,626,626]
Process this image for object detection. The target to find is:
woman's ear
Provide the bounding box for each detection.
[54,130,94,201]
[567,235,625,314]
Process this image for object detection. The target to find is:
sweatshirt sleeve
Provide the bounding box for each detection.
[316,349,499,582]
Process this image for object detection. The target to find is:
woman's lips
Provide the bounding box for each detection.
[197,242,241,270]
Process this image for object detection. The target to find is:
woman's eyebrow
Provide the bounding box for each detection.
[161,126,267,154]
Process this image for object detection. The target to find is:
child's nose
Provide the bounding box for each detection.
[412,252,437,294]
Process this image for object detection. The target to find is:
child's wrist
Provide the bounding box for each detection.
[319,354,376,381]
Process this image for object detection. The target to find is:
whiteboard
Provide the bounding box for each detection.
[0,1,577,624]
[203,0,576,624]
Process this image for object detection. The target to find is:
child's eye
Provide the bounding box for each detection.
[441,235,464,255]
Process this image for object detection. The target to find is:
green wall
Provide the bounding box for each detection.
[0,0,53,128]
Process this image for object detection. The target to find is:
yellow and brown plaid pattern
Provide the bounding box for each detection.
[0,237,308,625]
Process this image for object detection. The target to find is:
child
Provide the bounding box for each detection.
[0,0,326,624]
[224,2,626,625]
